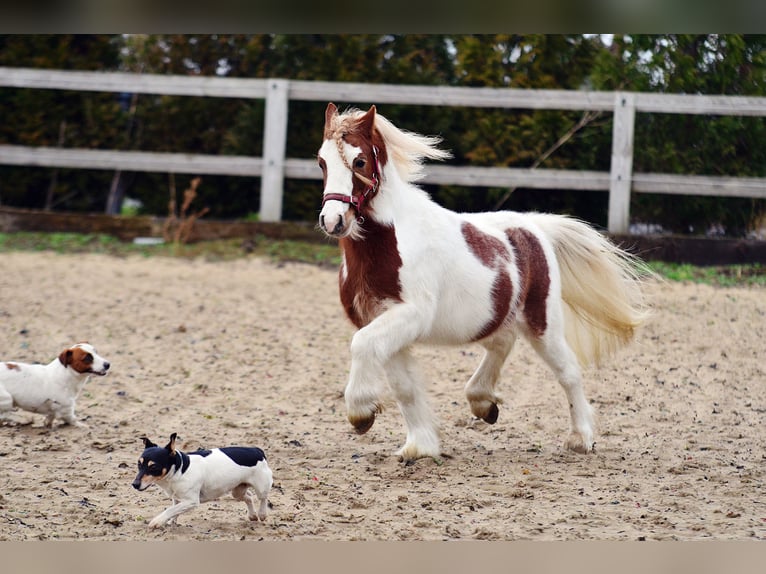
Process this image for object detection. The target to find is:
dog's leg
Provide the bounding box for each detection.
[251,466,272,522]
[59,406,87,428]
[169,498,179,525]
[0,389,14,423]
[148,500,199,528]
[232,484,260,521]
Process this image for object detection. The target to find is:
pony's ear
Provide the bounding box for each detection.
[141,436,157,449]
[357,105,377,136]
[325,102,338,125]
[165,432,178,453]
[324,102,339,139]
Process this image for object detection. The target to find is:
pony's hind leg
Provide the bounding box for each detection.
[384,348,440,461]
[529,331,595,454]
[465,332,516,424]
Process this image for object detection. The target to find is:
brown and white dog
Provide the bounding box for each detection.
[0,342,110,428]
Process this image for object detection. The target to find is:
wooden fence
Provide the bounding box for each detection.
[1,66,766,233]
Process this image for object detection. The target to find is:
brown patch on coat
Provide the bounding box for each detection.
[461,222,515,340]
[474,270,513,340]
[339,220,402,328]
[58,347,94,374]
[461,222,510,267]
[4,362,21,371]
[506,228,550,337]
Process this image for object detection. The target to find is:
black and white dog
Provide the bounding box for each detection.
[132,433,273,528]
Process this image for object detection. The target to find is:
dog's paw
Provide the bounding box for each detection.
[148,517,165,529]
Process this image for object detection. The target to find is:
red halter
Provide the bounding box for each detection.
[322,145,381,221]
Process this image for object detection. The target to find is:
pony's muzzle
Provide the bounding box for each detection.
[320,213,345,236]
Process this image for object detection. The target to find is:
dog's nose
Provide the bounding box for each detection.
[103,362,111,371]
[131,479,141,490]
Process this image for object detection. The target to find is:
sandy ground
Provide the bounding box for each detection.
[0,250,764,541]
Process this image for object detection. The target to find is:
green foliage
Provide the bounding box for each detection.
[1,231,762,286]
[647,261,766,287]
[0,232,122,254]
[0,231,342,266]
[2,34,765,235]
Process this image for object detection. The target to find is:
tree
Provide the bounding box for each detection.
[591,34,766,234]
[0,35,123,211]
[1,34,763,235]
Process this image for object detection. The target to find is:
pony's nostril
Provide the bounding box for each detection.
[320,214,326,230]
[332,217,344,235]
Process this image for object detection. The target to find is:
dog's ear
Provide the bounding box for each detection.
[58,349,73,367]
[165,432,178,454]
[141,436,157,448]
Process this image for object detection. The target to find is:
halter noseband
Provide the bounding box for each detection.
[322,144,381,221]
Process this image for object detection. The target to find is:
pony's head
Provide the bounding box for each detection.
[317,102,450,239]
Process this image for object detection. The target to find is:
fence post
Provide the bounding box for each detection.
[260,79,289,221]
[608,92,636,234]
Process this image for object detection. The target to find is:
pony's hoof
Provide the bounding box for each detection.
[468,395,503,425]
[564,432,594,454]
[482,403,499,424]
[396,444,441,462]
[349,413,376,434]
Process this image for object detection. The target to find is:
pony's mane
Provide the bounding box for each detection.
[335,108,452,182]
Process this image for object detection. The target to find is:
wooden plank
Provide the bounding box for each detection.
[5,67,765,115]
[260,79,290,222]
[632,173,766,198]
[285,158,322,180]
[420,165,611,189]
[285,158,611,189]
[0,145,264,176]
[635,93,766,116]
[4,146,765,202]
[289,80,616,111]
[608,92,636,234]
[0,67,616,110]
[0,67,270,99]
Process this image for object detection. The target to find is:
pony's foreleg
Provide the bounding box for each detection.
[464,333,516,424]
[345,303,430,436]
[384,348,440,461]
[529,332,595,454]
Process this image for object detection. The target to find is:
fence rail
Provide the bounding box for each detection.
[2,66,766,232]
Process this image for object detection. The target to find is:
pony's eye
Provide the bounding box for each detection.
[354,158,366,170]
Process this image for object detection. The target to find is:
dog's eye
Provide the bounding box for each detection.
[84,353,93,364]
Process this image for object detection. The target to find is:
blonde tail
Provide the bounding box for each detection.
[531,214,654,368]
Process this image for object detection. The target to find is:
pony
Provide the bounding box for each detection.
[317,102,651,462]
